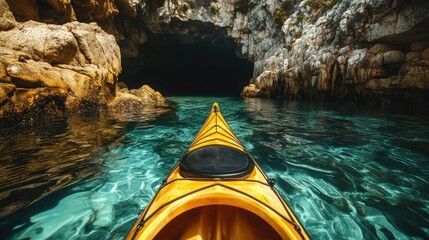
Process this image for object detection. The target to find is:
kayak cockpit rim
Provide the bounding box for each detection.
[129,180,308,239]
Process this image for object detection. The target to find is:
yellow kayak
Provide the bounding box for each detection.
[126,103,310,240]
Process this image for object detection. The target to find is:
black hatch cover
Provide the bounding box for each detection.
[179,145,254,178]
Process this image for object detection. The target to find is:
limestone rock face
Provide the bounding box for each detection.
[72,0,118,21]
[240,0,428,112]
[1,0,144,55]
[115,0,137,18]
[0,87,68,123]
[7,61,70,89]
[0,21,78,64]
[130,0,429,112]
[3,0,38,22]
[2,0,429,114]
[0,17,121,123]
[0,0,15,30]
[4,0,118,23]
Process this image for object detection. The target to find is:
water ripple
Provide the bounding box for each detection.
[1,97,428,239]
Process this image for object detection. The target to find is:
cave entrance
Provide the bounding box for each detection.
[121,34,254,97]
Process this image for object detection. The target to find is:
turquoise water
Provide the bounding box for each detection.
[1,97,429,239]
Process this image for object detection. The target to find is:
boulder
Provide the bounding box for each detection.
[44,0,76,22]
[406,52,420,62]
[399,62,429,89]
[0,47,31,65]
[368,44,391,55]
[64,21,121,76]
[115,0,136,18]
[0,87,7,105]
[383,51,405,64]
[241,84,265,98]
[108,91,146,113]
[108,85,170,114]
[0,82,15,96]
[409,41,429,51]
[130,85,167,106]
[0,61,8,82]
[117,81,128,89]
[57,64,115,110]
[365,78,392,90]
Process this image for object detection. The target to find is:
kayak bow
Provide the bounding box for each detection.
[126,103,310,240]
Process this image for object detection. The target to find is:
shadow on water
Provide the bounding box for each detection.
[0,107,177,223]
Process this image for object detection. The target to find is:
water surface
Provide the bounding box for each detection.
[1,97,428,239]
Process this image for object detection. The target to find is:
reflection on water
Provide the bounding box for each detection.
[0,97,428,239]
[242,98,429,239]
[0,107,175,220]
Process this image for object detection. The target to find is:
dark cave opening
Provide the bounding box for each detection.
[121,35,254,97]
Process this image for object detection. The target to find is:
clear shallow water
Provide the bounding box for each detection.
[1,97,429,239]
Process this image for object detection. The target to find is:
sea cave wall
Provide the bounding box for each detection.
[135,0,429,112]
[0,0,168,124]
[1,0,429,123]
[241,0,429,113]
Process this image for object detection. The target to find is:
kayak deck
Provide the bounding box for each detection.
[126,103,309,240]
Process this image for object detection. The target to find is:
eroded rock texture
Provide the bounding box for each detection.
[247,0,429,112]
[0,16,121,123]
[0,0,171,124]
[131,0,429,112]
[1,0,429,118]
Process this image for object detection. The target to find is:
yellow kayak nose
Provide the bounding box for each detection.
[126,103,310,240]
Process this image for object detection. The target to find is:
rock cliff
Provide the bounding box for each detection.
[0,0,168,124]
[128,0,429,112]
[244,0,429,112]
[1,0,428,119]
